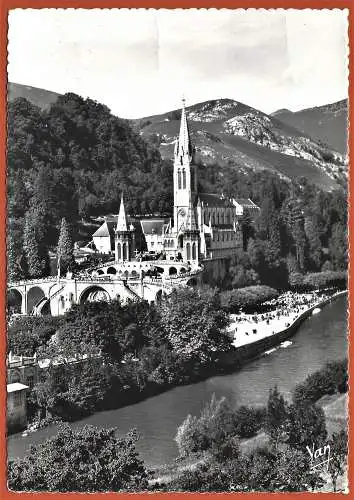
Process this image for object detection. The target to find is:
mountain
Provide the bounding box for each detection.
[271,99,348,155]
[8,82,61,110]
[134,99,347,191]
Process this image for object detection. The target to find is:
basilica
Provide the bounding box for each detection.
[92,99,259,268]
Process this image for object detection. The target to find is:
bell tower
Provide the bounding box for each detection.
[115,195,133,262]
[173,98,197,232]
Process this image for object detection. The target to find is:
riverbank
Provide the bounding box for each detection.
[150,390,348,489]
[220,289,347,368]
[15,289,347,438]
[8,294,347,466]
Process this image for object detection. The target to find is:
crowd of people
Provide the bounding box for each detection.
[229,290,335,348]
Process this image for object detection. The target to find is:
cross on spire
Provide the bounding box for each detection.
[175,96,193,159]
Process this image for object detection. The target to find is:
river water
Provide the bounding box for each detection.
[8,295,347,467]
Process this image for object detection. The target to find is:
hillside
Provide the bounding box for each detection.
[8,82,61,110]
[134,99,347,191]
[9,84,346,190]
[271,99,348,156]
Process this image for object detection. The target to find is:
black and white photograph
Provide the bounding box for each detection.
[6,8,349,492]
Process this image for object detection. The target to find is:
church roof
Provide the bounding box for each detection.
[233,198,259,209]
[93,219,141,239]
[197,193,232,208]
[92,221,113,238]
[140,219,165,235]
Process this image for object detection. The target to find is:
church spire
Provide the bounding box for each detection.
[175,97,193,160]
[116,195,127,231]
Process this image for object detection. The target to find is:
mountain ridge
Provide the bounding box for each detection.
[134,98,346,191]
[8,83,347,191]
[271,99,348,155]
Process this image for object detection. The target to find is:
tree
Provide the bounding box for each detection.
[175,395,238,457]
[287,403,327,450]
[7,230,24,281]
[304,216,322,270]
[158,288,230,363]
[247,446,277,491]
[328,430,348,492]
[264,386,289,452]
[175,413,202,457]
[292,220,307,271]
[23,207,50,278]
[272,447,323,491]
[328,222,347,270]
[8,424,148,491]
[57,217,75,274]
[233,405,264,438]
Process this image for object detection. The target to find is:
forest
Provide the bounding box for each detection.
[7,93,347,289]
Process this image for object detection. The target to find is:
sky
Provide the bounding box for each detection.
[8,8,348,118]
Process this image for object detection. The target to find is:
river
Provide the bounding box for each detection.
[8,295,347,467]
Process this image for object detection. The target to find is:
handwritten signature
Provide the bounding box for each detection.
[306,443,333,472]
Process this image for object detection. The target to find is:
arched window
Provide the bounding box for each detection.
[182,169,186,189]
[192,243,196,260]
[178,169,182,190]
[117,243,121,260]
[186,242,191,261]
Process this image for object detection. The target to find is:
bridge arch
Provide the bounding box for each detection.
[107,266,117,275]
[79,285,111,304]
[169,266,177,276]
[186,278,197,287]
[27,286,47,315]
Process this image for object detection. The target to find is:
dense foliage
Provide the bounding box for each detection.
[7,94,172,279]
[8,424,148,492]
[14,288,231,422]
[292,359,348,406]
[219,285,279,313]
[7,315,63,355]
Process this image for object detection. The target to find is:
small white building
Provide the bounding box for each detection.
[7,382,29,432]
[92,220,116,254]
[140,219,166,253]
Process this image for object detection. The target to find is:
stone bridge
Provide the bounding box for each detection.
[7,267,202,317]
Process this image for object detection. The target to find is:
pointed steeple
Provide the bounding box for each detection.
[175,97,193,159]
[116,195,127,231]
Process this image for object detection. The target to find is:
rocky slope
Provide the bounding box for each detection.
[135,99,347,191]
[272,99,348,156]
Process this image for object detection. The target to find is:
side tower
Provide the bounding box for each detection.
[183,200,199,266]
[115,196,133,262]
[173,98,198,232]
